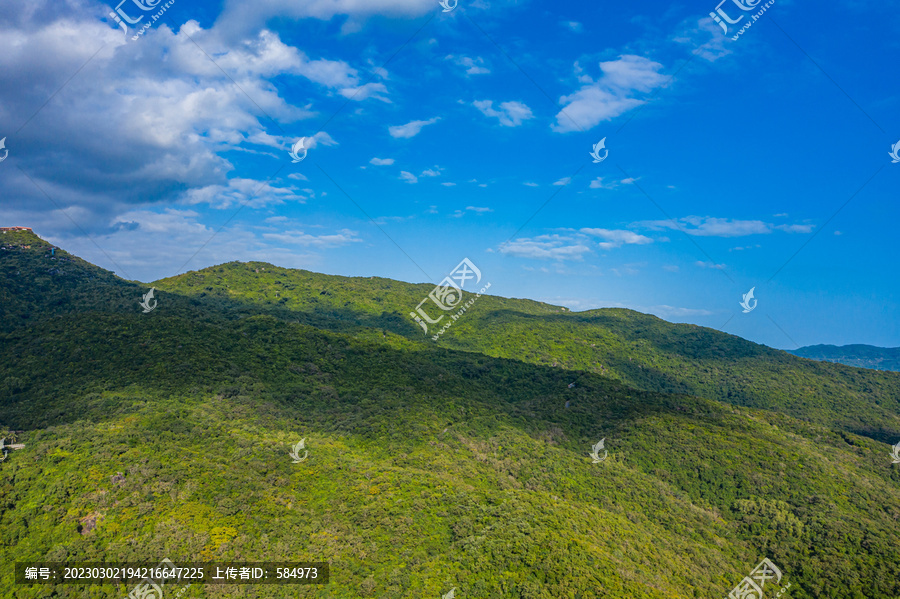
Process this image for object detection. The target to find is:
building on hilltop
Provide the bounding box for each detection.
[0,227,33,232]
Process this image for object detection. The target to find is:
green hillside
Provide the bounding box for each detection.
[2,233,900,598]
[153,257,900,443]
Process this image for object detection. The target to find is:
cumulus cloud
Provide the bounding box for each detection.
[473,100,534,127]
[389,117,441,138]
[400,171,418,184]
[0,12,359,234]
[370,157,395,165]
[553,55,667,133]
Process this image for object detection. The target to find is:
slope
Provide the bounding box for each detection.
[2,236,900,597]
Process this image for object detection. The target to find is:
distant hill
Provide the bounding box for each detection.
[789,344,900,372]
[3,231,900,598]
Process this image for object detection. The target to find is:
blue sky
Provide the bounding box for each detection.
[1,0,898,349]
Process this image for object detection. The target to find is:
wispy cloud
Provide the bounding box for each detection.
[696,260,727,269]
[262,228,362,247]
[389,117,441,138]
[370,157,395,166]
[473,100,534,127]
[638,216,815,237]
[499,235,592,260]
[581,228,653,249]
[446,55,490,75]
[553,55,667,133]
[589,176,638,190]
[399,171,418,184]
[452,206,494,217]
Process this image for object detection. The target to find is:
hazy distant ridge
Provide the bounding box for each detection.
[789,344,900,372]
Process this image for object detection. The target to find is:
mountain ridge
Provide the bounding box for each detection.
[788,343,900,372]
[2,231,900,598]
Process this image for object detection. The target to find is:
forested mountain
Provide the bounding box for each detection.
[789,344,900,372]
[2,230,900,598]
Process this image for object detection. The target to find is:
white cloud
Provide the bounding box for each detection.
[389,117,441,138]
[553,177,572,186]
[524,182,539,187]
[339,81,390,102]
[446,55,490,75]
[499,235,591,261]
[775,223,815,234]
[370,157,395,165]
[421,167,442,177]
[581,228,653,249]
[473,100,534,127]
[183,178,309,209]
[441,182,456,187]
[672,17,733,63]
[637,216,813,237]
[553,55,666,133]
[400,171,418,184]
[696,261,727,269]
[214,0,436,40]
[451,206,492,218]
[562,21,583,32]
[590,176,638,189]
[262,228,363,247]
